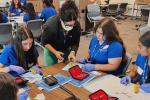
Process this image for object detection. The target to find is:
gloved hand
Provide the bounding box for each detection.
[8,65,25,75]
[120,76,131,85]
[30,66,42,74]
[18,92,28,100]
[82,64,96,72]
[140,84,150,93]
[79,58,88,64]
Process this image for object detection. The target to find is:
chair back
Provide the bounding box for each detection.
[87,4,101,17]
[141,9,149,21]
[0,23,13,45]
[122,53,132,75]
[27,19,43,39]
[119,3,128,13]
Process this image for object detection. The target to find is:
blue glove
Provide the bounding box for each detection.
[8,65,25,75]
[120,76,131,85]
[30,66,42,74]
[18,92,28,100]
[79,58,88,64]
[82,64,96,72]
[140,84,150,93]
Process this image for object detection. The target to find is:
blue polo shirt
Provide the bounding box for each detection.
[9,5,23,16]
[40,6,56,21]
[20,0,27,6]
[1,12,8,23]
[89,36,123,75]
[0,45,18,66]
[23,13,40,22]
[135,54,149,84]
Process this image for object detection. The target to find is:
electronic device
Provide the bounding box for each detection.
[43,75,58,86]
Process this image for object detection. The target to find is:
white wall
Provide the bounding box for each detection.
[109,0,135,4]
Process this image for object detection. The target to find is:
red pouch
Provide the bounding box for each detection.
[89,89,118,100]
[15,76,28,86]
[69,65,89,80]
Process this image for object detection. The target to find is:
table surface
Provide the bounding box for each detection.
[27,63,150,100]
[27,63,91,100]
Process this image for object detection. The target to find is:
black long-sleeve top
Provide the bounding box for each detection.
[41,16,81,53]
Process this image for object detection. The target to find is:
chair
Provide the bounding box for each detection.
[141,8,149,22]
[139,26,150,36]
[105,4,119,21]
[135,6,149,30]
[117,3,128,19]
[119,53,132,77]
[0,23,13,45]
[0,23,13,54]
[87,3,104,27]
[27,19,44,49]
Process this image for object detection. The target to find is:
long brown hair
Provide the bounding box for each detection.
[94,17,126,60]
[25,3,36,20]
[0,12,2,23]
[12,25,38,69]
[0,72,18,100]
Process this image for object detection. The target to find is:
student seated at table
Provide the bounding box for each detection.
[79,18,126,76]
[0,12,8,23]
[121,31,150,85]
[9,0,24,16]
[0,25,41,76]
[40,0,56,22]
[0,72,28,100]
[23,3,39,22]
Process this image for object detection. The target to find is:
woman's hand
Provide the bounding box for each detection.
[54,51,64,62]
[68,51,76,62]
[8,65,25,74]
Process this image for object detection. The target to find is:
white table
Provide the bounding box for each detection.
[84,75,150,100]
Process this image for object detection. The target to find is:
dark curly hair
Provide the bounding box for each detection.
[139,31,150,48]
[59,0,79,22]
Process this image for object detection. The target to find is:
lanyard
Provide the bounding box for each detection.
[91,41,107,60]
[142,57,148,84]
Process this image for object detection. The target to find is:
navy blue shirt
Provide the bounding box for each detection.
[40,6,56,22]
[23,13,40,22]
[89,36,124,75]
[135,54,149,84]
[0,12,8,23]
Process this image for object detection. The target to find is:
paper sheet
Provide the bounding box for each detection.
[62,62,84,71]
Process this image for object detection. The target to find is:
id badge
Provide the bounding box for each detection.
[137,66,143,75]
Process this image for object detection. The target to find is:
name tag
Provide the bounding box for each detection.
[137,66,143,75]
[103,45,109,49]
